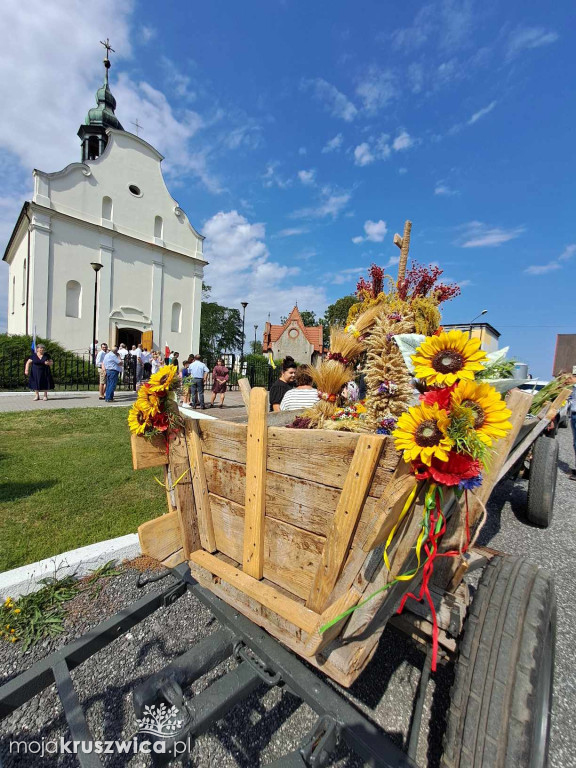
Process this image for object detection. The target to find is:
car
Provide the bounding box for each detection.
[517,379,570,430]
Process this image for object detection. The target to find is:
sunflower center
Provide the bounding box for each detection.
[137,411,146,424]
[415,419,443,447]
[159,374,169,385]
[462,400,485,428]
[431,349,464,374]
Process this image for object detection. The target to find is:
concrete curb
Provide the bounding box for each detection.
[0,534,141,600]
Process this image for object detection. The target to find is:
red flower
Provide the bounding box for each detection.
[151,411,169,432]
[412,451,481,487]
[420,383,456,410]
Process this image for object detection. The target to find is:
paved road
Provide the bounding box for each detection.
[0,426,574,767]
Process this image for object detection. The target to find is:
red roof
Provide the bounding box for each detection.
[262,306,323,354]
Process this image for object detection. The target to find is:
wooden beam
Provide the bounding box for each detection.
[190,549,319,634]
[185,420,216,552]
[306,435,385,613]
[238,377,252,414]
[138,511,182,562]
[362,465,416,551]
[242,387,269,578]
[303,587,361,657]
[168,430,201,559]
[131,434,168,470]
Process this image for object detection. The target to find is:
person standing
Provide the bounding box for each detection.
[24,344,55,401]
[134,343,144,385]
[210,358,229,408]
[269,356,297,412]
[103,346,123,402]
[95,342,109,400]
[279,366,319,411]
[170,351,180,370]
[141,348,152,380]
[189,354,210,409]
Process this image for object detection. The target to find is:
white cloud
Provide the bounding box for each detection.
[331,267,367,285]
[506,26,559,61]
[161,57,196,101]
[262,162,292,189]
[301,78,358,122]
[354,143,375,167]
[524,243,576,276]
[352,219,388,244]
[140,26,156,44]
[457,221,525,248]
[391,0,473,53]
[392,131,414,151]
[391,5,435,52]
[298,146,307,155]
[468,101,497,125]
[356,66,397,113]
[291,187,352,220]
[203,210,327,329]
[275,227,309,238]
[322,134,343,153]
[398,167,408,175]
[435,182,459,196]
[298,169,316,186]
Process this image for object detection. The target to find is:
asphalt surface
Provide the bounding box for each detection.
[0,429,574,767]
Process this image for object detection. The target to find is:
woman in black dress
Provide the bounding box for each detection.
[24,344,55,401]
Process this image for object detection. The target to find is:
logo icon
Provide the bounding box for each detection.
[136,703,183,738]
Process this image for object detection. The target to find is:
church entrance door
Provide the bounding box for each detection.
[117,328,142,349]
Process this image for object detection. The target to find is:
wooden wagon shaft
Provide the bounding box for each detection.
[168,430,201,559]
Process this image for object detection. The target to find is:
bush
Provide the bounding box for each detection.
[0,334,97,390]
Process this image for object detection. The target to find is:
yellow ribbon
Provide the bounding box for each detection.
[154,468,190,492]
[383,481,421,575]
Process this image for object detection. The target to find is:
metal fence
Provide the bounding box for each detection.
[0,354,281,392]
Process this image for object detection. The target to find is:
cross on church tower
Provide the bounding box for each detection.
[99,38,115,84]
[131,118,143,136]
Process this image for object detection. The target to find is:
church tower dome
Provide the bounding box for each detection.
[78,39,123,162]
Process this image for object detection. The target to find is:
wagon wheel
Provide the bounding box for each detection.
[526,435,559,527]
[441,555,555,768]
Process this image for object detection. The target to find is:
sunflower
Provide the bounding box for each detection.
[136,384,162,416]
[450,379,512,446]
[412,330,488,386]
[128,401,151,435]
[393,402,454,466]
[148,365,177,393]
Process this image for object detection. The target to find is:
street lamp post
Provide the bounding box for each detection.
[468,309,487,339]
[254,324,258,353]
[240,301,248,373]
[90,262,103,364]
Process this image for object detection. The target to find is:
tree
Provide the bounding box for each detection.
[199,286,243,363]
[250,340,263,355]
[321,295,358,346]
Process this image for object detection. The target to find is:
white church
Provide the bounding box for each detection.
[3,44,205,355]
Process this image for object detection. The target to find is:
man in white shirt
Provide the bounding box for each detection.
[117,343,129,360]
[95,343,109,400]
[134,344,144,384]
[141,348,152,380]
[189,355,210,409]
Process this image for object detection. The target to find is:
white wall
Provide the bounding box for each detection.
[6,229,28,335]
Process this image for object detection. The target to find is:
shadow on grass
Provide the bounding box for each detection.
[0,480,57,502]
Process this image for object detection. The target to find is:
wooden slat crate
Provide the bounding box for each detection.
[132,387,532,687]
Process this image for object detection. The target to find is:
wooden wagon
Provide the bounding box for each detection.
[132,383,562,686]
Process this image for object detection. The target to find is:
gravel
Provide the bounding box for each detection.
[1,430,575,767]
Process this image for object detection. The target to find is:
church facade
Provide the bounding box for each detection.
[262,306,323,364]
[3,49,204,355]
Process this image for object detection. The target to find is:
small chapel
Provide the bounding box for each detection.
[262,306,324,364]
[3,42,204,355]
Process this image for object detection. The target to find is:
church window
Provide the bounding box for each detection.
[102,196,113,220]
[154,215,163,239]
[11,277,15,314]
[87,137,99,161]
[22,259,27,304]
[171,302,182,333]
[128,184,142,197]
[65,280,82,318]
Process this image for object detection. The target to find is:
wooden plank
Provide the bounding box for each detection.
[190,549,320,634]
[209,494,325,600]
[306,435,385,613]
[168,430,200,559]
[362,464,416,551]
[545,386,572,421]
[238,377,252,413]
[242,388,269,578]
[303,588,361,657]
[131,434,168,470]
[203,454,379,540]
[161,548,185,568]
[496,417,549,481]
[164,466,177,512]
[197,420,248,464]
[138,511,182,562]
[185,420,216,552]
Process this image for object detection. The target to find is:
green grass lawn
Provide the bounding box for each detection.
[0,408,164,572]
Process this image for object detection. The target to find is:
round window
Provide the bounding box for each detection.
[128,184,142,197]
[288,328,299,339]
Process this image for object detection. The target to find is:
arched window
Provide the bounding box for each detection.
[65,280,82,318]
[102,196,113,220]
[154,215,163,240]
[22,259,27,304]
[11,277,15,314]
[171,302,182,333]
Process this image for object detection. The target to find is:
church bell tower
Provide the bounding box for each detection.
[77,38,124,162]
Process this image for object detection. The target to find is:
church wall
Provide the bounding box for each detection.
[6,233,28,336]
[272,327,314,364]
[161,254,201,356]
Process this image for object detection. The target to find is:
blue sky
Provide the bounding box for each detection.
[0,0,573,375]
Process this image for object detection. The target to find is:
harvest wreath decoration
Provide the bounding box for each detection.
[127,365,184,439]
